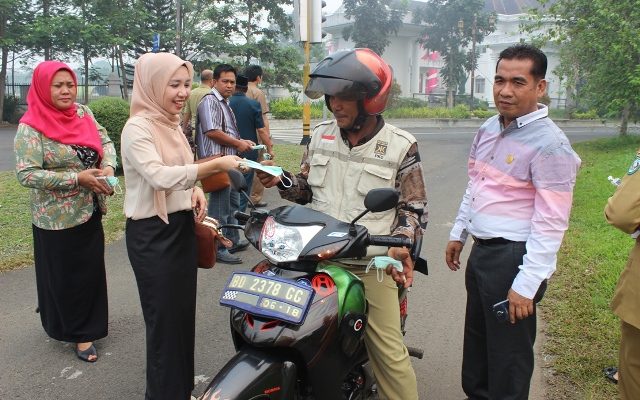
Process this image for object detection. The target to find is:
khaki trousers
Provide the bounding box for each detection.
[348,267,419,400]
[619,320,640,400]
[250,140,265,203]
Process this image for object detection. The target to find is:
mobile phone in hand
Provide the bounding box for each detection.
[492,299,510,323]
[95,176,113,191]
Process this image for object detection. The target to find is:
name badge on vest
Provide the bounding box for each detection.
[374,140,388,159]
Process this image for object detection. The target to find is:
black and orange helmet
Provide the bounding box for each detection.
[305,48,392,116]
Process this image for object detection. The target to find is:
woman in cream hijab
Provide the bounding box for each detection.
[121,52,240,400]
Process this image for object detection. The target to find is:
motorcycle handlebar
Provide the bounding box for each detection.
[368,235,412,249]
[234,211,250,224]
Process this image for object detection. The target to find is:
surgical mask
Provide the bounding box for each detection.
[238,160,283,177]
[107,176,123,194]
[365,256,403,282]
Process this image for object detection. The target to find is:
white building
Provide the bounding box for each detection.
[323,0,567,108]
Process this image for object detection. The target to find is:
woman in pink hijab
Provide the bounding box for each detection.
[120,52,240,400]
[15,61,117,363]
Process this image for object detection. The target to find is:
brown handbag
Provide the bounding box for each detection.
[195,155,230,193]
[195,216,233,269]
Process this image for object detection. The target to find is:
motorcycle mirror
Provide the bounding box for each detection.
[364,188,400,213]
[228,169,255,209]
[349,188,399,236]
[228,169,248,192]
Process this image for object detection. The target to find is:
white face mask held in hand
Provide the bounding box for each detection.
[365,256,403,282]
[238,159,283,177]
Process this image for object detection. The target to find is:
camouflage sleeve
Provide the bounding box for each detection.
[277,143,314,204]
[392,142,429,242]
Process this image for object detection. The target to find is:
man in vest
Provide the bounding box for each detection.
[605,149,640,400]
[256,48,428,400]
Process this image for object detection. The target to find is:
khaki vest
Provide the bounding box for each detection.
[307,120,416,264]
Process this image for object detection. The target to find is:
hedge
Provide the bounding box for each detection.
[87,97,130,171]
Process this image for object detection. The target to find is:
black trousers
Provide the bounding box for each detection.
[462,241,546,400]
[126,210,198,400]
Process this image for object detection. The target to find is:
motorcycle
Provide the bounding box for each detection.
[199,170,428,400]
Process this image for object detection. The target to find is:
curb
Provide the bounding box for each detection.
[269,118,615,130]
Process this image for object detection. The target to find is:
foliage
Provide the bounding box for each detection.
[3,94,21,124]
[540,92,551,106]
[341,0,409,56]
[543,134,640,399]
[87,97,130,170]
[383,104,472,119]
[270,98,325,119]
[412,0,496,107]
[573,110,600,120]
[0,0,33,122]
[526,0,640,134]
[472,109,497,119]
[386,79,403,110]
[390,97,429,110]
[207,0,294,67]
[254,44,304,92]
[129,0,176,56]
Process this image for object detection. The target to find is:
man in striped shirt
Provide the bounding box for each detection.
[445,44,581,399]
[196,64,256,264]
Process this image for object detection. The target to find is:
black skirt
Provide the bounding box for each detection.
[33,211,109,342]
[125,210,198,400]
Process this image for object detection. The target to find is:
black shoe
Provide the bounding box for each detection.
[75,343,98,363]
[228,240,250,254]
[217,251,242,264]
[255,201,268,207]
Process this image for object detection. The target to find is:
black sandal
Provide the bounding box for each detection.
[603,366,618,384]
[75,344,98,363]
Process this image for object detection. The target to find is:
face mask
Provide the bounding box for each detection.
[107,176,123,195]
[239,160,283,177]
[365,256,403,282]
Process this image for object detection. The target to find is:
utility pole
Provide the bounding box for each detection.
[297,0,326,145]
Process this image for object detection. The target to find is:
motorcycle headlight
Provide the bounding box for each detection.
[260,216,324,263]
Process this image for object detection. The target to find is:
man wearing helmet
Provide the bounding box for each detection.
[256,48,427,399]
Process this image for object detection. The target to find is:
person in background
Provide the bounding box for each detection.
[14,60,117,363]
[120,52,240,400]
[181,69,213,155]
[245,65,271,207]
[445,44,581,400]
[256,48,427,400]
[604,149,640,400]
[229,74,273,212]
[196,64,255,264]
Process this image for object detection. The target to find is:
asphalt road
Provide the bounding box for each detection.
[0,122,626,399]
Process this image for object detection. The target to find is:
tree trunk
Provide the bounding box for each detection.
[0,10,7,122]
[620,104,629,136]
[44,0,51,60]
[0,48,7,123]
[84,49,90,104]
[118,46,129,100]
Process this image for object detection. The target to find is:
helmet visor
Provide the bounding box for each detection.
[305,77,368,101]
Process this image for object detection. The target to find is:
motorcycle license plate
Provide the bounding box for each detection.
[220,271,314,325]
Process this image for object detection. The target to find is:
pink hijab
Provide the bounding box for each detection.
[20,61,103,162]
[130,52,194,223]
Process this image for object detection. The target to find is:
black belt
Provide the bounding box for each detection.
[472,236,514,246]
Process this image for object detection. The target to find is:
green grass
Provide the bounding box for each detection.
[543,134,640,399]
[0,143,305,274]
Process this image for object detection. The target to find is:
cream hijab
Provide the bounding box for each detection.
[130,52,195,223]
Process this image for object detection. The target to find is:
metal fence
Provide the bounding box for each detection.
[412,92,569,109]
[5,83,110,105]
